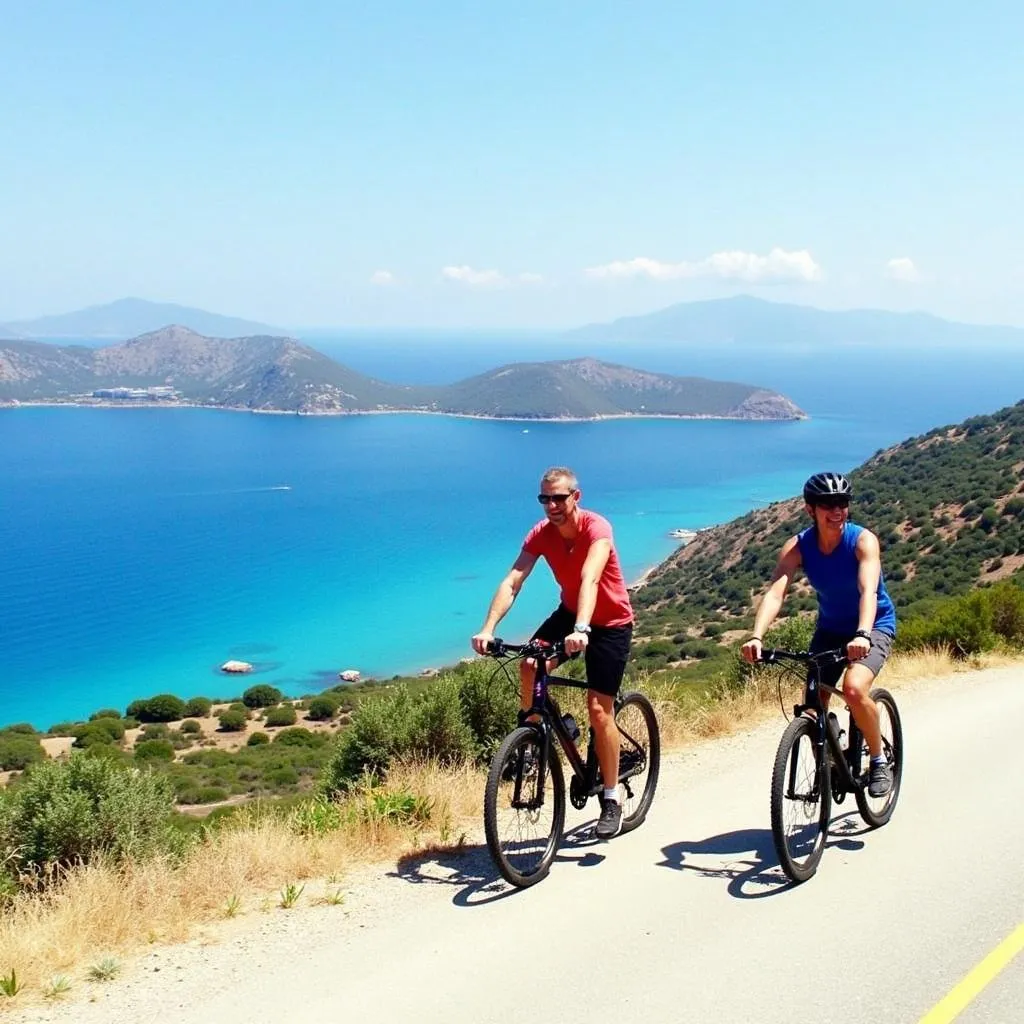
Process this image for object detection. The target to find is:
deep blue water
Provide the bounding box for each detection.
[3,337,1023,728]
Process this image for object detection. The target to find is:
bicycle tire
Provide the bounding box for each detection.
[484,726,565,888]
[770,715,831,883]
[615,691,661,833]
[854,687,904,828]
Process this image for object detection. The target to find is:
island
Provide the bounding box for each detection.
[0,325,806,421]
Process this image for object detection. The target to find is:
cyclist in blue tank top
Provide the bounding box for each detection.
[741,472,896,797]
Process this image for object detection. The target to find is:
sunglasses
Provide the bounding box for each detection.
[537,493,574,505]
[814,497,850,509]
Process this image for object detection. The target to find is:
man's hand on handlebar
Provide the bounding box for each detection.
[471,632,495,656]
[740,637,763,664]
[564,630,589,655]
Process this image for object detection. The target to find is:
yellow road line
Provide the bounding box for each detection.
[919,922,1024,1023]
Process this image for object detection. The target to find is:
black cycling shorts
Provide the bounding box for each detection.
[810,627,894,689]
[531,604,633,698]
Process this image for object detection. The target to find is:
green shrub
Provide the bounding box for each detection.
[242,685,283,709]
[127,694,186,723]
[1,723,37,736]
[0,754,176,876]
[183,697,213,718]
[264,766,300,788]
[217,710,247,732]
[264,705,298,728]
[306,696,339,722]
[455,660,518,762]
[180,719,202,735]
[71,718,125,749]
[193,786,229,804]
[139,723,169,741]
[134,739,175,762]
[89,709,121,721]
[246,731,270,746]
[0,734,45,771]
[228,702,250,717]
[273,727,319,747]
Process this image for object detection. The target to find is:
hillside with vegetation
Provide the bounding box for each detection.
[630,400,1024,665]
[0,329,803,418]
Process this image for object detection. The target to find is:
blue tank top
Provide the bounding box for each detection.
[797,522,896,636]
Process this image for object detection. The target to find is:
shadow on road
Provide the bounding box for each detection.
[390,819,607,907]
[658,812,867,899]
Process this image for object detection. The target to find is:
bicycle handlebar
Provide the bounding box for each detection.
[484,637,568,660]
[760,647,847,667]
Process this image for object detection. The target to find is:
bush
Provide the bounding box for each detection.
[0,734,45,771]
[246,731,270,746]
[180,719,202,735]
[139,723,169,741]
[455,660,518,762]
[89,709,121,721]
[1,723,37,735]
[127,694,186,723]
[319,678,476,796]
[228,702,251,717]
[183,697,213,718]
[306,696,339,722]
[273,727,319,747]
[264,705,298,728]
[71,716,125,748]
[0,754,176,875]
[242,685,284,709]
[217,710,248,732]
[134,739,175,762]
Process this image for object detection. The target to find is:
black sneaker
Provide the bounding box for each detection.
[595,798,623,840]
[868,759,892,797]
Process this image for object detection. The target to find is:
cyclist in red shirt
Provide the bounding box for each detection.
[472,466,634,839]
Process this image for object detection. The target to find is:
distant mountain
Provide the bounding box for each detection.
[0,327,804,419]
[568,295,1024,348]
[0,298,283,341]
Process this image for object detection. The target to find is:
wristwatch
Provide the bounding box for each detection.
[853,629,872,640]
[573,623,591,634]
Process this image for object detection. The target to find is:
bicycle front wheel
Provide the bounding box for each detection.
[855,687,904,828]
[484,726,565,888]
[615,691,661,833]
[770,716,831,883]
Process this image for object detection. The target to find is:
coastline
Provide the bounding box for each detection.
[0,399,808,423]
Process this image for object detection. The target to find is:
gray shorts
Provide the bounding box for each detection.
[810,628,894,689]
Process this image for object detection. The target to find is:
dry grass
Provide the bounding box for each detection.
[0,762,476,1000]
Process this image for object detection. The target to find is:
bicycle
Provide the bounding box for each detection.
[761,647,903,883]
[480,637,660,888]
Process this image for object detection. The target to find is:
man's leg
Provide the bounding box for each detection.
[588,689,620,794]
[843,662,881,755]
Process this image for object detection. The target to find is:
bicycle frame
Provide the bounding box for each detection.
[768,648,867,796]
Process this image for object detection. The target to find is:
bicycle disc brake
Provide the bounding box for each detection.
[569,774,589,810]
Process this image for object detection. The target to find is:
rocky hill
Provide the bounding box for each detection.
[632,400,1024,651]
[0,328,804,419]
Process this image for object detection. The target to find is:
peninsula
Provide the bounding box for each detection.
[0,325,805,420]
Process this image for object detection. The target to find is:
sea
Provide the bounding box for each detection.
[3,333,1023,729]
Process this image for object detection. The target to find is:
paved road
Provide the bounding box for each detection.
[19,666,1024,1024]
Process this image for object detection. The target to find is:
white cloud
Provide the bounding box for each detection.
[442,265,507,287]
[584,248,823,284]
[441,266,544,288]
[370,270,395,286]
[885,257,922,283]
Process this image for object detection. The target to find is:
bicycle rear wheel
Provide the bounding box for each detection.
[615,691,660,833]
[855,687,903,827]
[770,716,831,883]
[484,726,565,888]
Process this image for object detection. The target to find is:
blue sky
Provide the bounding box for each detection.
[2,1,1022,328]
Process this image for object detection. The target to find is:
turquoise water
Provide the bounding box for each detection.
[3,341,1023,728]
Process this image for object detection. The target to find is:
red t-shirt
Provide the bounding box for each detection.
[523,509,634,627]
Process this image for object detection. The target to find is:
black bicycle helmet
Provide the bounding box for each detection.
[802,471,852,503]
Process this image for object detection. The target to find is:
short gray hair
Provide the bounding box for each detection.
[541,466,578,491]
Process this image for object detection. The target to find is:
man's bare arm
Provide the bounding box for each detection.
[741,536,802,662]
[471,550,538,652]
